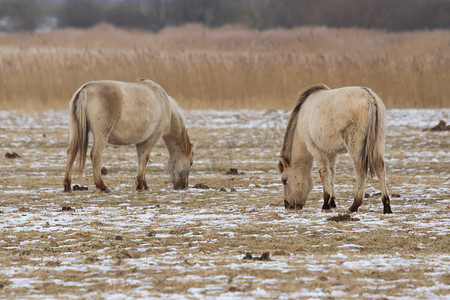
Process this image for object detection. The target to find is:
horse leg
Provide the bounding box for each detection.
[135,135,159,191]
[91,133,109,192]
[344,129,368,213]
[310,146,333,210]
[374,156,393,214]
[63,144,77,192]
[328,154,337,208]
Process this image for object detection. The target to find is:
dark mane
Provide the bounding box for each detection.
[280,84,329,164]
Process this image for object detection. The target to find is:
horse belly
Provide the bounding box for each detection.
[308,115,347,154]
[108,110,162,145]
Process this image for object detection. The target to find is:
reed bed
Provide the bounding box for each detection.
[0,24,448,110]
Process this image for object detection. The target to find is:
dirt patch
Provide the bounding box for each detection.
[226,168,244,175]
[61,206,75,212]
[193,183,209,189]
[243,252,271,261]
[4,152,20,159]
[427,120,450,131]
[327,214,360,222]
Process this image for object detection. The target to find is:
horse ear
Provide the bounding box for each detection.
[278,156,290,173]
[278,161,284,173]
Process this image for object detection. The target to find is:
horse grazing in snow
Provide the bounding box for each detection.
[63,79,193,193]
[278,84,392,214]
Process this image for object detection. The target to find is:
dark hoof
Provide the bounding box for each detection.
[103,188,111,193]
[322,203,331,210]
[63,186,71,192]
[383,205,393,214]
[329,197,337,208]
[136,186,149,192]
[348,205,359,213]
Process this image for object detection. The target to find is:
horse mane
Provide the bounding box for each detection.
[280,84,330,165]
[168,96,192,155]
[138,78,192,155]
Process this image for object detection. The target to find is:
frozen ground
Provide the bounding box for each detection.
[0,109,449,299]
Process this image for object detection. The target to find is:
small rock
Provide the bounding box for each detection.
[101,167,108,175]
[226,168,243,175]
[219,187,227,192]
[115,235,123,241]
[243,252,271,261]
[61,206,74,212]
[73,185,88,191]
[243,252,253,260]
[327,214,360,222]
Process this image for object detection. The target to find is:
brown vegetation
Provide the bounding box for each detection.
[0,24,448,110]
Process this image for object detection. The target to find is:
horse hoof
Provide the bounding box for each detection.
[383,205,393,214]
[348,205,359,213]
[63,187,71,193]
[329,198,337,208]
[104,188,111,193]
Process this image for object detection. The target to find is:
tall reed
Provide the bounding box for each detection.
[0,24,448,110]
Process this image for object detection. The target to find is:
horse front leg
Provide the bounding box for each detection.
[312,150,333,210]
[135,136,159,191]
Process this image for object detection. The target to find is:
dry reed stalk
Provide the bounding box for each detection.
[0,24,448,110]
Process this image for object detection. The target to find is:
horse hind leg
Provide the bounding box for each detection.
[327,154,337,208]
[91,132,110,192]
[344,130,368,213]
[63,143,77,192]
[374,156,392,214]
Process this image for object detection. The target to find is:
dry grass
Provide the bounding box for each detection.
[0,24,448,110]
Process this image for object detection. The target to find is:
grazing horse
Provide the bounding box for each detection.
[63,79,193,192]
[278,84,392,214]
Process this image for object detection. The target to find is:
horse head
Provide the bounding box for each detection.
[278,157,313,210]
[167,144,194,190]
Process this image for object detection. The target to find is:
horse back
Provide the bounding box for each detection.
[299,87,378,153]
[82,80,171,145]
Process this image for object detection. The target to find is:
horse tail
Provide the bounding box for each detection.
[361,87,383,177]
[68,84,89,176]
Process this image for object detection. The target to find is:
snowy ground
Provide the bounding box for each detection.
[0,109,449,299]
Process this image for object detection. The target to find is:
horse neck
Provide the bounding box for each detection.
[162,108,189,158]
[290,128,313,171]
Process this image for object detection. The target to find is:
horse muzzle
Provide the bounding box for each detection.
[284,199,303,210]
[174,178,189,190]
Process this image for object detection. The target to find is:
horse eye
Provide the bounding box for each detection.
[282,179,287,185]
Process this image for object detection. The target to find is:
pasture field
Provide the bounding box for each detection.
[0,108,449,299]
[0,24,449,110]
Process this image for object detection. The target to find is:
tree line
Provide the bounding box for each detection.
[1,0,449,32]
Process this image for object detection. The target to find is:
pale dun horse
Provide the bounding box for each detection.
[63,79,193,193]
[278,84,392,214]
